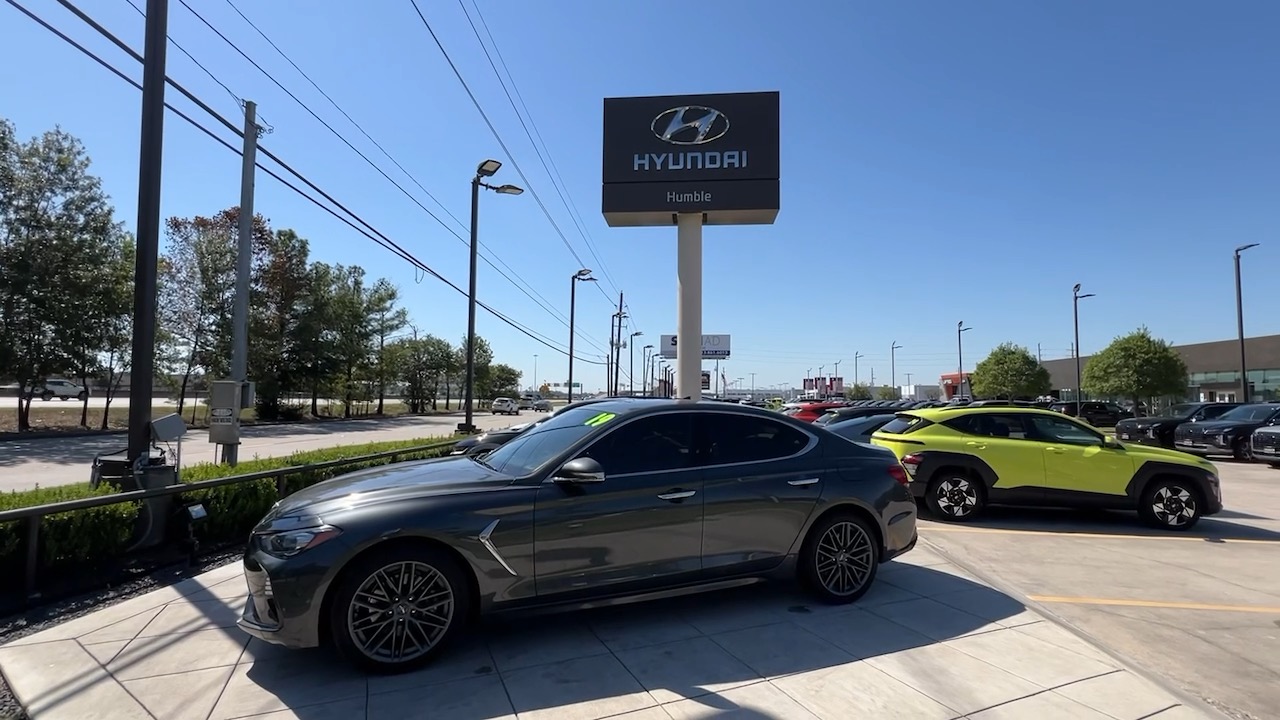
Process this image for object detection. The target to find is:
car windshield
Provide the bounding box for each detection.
[1165,404,1198,418]
[1218,404,1278,422]
[480,404,620,476]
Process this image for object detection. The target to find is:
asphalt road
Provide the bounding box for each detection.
[0,412,526,493]
[924,460,1280,720]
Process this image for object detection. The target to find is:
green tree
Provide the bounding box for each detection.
[1082,327,1188,410]
[484,363,522,399]
[455,335,493,410]
[0,121,123,430]
[388,329,454,412]
[367,278,408,414]
[845,383,872,400]
[970,343,1051,399]
[876,385,899,400]
[248,225,310,419]
[294,262,341,416]
[329,265,374,418]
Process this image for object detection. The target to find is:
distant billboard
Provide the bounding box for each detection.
[659,334,731,360]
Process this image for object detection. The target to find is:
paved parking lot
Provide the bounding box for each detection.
[923,460,1279,720]
[0,542,1212,720]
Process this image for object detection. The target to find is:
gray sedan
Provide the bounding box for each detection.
[238,399,918,673]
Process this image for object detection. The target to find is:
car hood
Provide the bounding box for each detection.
[264,455,513,520]
[1122,415,1185,426]
[1188,419,1266,433]
[1124,441,1216,466]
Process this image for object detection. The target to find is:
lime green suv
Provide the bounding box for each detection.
[871,407,1222,531]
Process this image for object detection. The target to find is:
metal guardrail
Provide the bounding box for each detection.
[0,439,457,600]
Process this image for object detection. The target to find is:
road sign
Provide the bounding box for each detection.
[660,334,731,360]
[701,371,711,390]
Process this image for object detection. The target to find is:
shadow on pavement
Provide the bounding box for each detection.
[943,505,1280,542]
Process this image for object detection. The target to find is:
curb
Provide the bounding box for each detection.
[0,410,467,442]
[918,534,1232,719]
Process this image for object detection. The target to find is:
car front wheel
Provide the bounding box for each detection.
[329,544,470,674]
[925,472,986,522]
[799,512,879,604]
[1139,478,1203,531]
[1232,439,1253,462]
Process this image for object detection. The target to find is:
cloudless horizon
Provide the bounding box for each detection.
[3,0,1277,395]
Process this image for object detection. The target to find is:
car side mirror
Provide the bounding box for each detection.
[1102,435,1122,449]
[553,457,605,484]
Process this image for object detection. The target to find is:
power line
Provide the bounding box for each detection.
[405,0,622,312]
[165,0,608,354]
[15,0,605,365]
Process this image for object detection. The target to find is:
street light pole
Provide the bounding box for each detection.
[1072,284,1096,411]
[532,354,538,394]
[462,160,523,432]
[1234,244,1259,402]
[890,342,902,398]
[750,372,756,397]
[854,352,863,387]
[957,322,971,399]
[567,269,594,403]
[629,331,643,395]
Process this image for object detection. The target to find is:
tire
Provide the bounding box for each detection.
[59,396,69,401]
[799,512,880,604]
[1138,477,1204,531]
[1233,439,1253,462]
[328,543,471,674]
[925,470,986,522]
[39,391,52,402]
[77,391,88,401]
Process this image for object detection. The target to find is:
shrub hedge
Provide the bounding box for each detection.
[0,434,457,577]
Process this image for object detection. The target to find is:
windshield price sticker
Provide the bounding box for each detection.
[584,412,617,427]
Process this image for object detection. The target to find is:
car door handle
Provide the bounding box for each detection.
[657,490,696,501]
[788,478,820,486]
[1044,446,1065,454]
[965,441,986,449]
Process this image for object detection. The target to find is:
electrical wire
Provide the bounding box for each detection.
[167,0,607,354]
[11,0,605,364]
[406,0,622,312]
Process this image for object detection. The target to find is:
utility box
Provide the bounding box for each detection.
[209,380,254,445]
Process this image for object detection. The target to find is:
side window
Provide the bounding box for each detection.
[699,413,810,465]
[943,414,1029,439]
[1028,415,1101,445]
[1202,406,1233,420]
[579,414,692,475]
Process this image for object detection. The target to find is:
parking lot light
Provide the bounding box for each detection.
[1234,244,1259,402]
[1072,284,1096,413]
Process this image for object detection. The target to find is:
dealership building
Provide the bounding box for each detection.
[1040,333,1280,403]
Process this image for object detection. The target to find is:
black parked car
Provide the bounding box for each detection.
[238,399,918,673]
[814,405,906,426]
[1048,401,1131,427]
[1115,402,1240,448]
[1174,403,1280,460]
[1250,425,1280,467]
[449,398,613,456]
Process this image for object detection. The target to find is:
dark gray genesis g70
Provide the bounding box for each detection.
[237,399,918,673]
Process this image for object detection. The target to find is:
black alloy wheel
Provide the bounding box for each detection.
[329,544,471,673]
[925,472,986,522]
[800,513,879,604]
[1233,438,1253,462]
[1139,478,1203,531]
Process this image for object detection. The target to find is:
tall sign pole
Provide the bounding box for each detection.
[126,0,171,467]
[225,100,259,466]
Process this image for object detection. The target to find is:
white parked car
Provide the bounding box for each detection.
[490,397,519,415]
[29,379,89,401]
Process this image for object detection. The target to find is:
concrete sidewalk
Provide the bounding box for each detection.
[0,543,1212,719]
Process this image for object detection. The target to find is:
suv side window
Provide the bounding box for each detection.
[579,413,693,475]
[698,413,810,465]
[943,413,1029,439]
[1028,415,1102,445]
[1202,406,1234,420]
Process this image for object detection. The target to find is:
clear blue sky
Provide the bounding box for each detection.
[3,0,1277,394]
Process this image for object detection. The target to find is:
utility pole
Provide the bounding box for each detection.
[1235,244,1259,402]
[1037,342,1042,363]
[906,372,913,386]
[225,100,259,466]
[854,352,863,387]
[126,0,170,468]
[613,293,625,396]
[890,341,902,399]
[750,372,756,397]
[606,316,614,397]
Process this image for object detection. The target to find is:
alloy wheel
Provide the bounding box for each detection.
[936,477,978,517]
[1151,485,1197,528]
[347,561,454,663]
[814,521,874,597]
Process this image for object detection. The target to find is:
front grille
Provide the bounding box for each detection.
[1253,432,1280,455]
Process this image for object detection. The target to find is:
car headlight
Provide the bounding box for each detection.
[255,516,342,558]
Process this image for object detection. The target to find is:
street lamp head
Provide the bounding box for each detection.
[1073,283,1081,294]
[476,159,502,177]
[1236,243,1260,255]
[644,344,653,350]
[494,184,523,195]
[574,268,593,278]
[631,330,643,338]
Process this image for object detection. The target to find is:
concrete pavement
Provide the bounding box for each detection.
[0,540,1212,720]
[0,413,527,493]
[923,461,1280,720]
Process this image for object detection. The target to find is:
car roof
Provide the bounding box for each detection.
[897,405,1067,421]
[568,397,791,421]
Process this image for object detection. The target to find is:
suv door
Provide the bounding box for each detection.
[939,413,1045,491]
[694,411,821,574]
[1026,414,1132,497]
[534,412,703,597]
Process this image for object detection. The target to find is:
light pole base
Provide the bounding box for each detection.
[456,422,477,434]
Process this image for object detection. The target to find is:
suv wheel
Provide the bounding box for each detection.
[925,471,986,522]
[1139,478,1203,531]
[77,390,88,401]
[1232,439,1253,462]
[39,391,53,402]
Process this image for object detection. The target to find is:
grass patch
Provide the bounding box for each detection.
[0,433,459,576]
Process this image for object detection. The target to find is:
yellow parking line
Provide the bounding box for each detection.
[922,525,1279,545]
[1029,595,1280,614]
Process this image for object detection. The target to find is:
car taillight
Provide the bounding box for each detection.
[888,464,909,486]
[900,453,924,479]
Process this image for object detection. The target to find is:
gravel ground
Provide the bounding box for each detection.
[0,547,245,720]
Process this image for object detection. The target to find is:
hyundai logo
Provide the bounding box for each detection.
[652,106,729,146]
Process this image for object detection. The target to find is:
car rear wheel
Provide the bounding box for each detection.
[77,391,88,401]
[799,513,879,604]
[1232,439,1253,462]
[925,472,986,522]
[1139,478,1203,531]
[329,544,470,674]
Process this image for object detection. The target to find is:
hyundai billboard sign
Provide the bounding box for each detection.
[602,91,779,227]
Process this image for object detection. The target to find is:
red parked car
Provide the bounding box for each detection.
[782,402,846,423]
